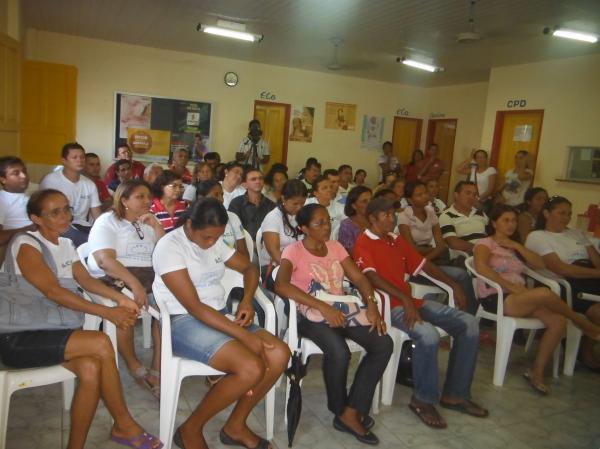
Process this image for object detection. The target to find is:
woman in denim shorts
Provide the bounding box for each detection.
[0,189,162,449]
[152,198,290,449]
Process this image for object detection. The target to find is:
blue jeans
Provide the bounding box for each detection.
[391,300,479,405]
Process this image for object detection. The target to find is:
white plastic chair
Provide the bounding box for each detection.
[377,273,455,406]
[243,229,255,262]
[523,269,586,376]
[464,257,561,386]
[255,228,266,270]
[156,270,276,449]
[0,365,75,449]
[76,243,153,366]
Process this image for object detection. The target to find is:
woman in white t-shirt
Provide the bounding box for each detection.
[194,179,249,259]
[88,180,164,398]
[0,189,162,449]
[525,196,600,370]
[500,150,533,207]
[305,176,347,240]
[397,182,478,314]
[456,149,497,213]
[259,180,308,284]
[152,198,289,449]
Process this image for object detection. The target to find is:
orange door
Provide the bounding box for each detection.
[426,119,457,202]
[253,101,290,173]
[491,110,544,186]
[0,32,20,156]
[20,60,77,164]
[392,117,422,167]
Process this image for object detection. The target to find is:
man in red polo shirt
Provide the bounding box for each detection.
[103,144,146,184]
[353,198,488,429]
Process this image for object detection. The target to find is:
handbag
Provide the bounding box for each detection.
[0,233,85,333]
[299,289,371,327]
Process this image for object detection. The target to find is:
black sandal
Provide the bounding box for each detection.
[439,399,489,418]
[332,416,379,445]
[219,428,270,449]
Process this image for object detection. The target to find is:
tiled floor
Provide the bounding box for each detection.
[5,327,600,449]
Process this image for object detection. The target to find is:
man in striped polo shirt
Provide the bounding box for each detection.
[439,181,488,255]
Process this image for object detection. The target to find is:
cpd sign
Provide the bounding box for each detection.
[506,99,527,108]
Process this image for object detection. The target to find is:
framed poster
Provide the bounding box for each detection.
[325,102,356,131]
[114,92,213,162]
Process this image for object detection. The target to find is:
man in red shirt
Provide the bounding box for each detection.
[83,152,112,211]
[103,144,145,184]
[353,198,487,429]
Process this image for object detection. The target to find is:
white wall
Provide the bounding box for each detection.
[480,53,600,216]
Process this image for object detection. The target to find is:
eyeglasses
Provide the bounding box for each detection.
[309,218,334,228]
[41,206,73,218]
[167,183,185,190]
[132,221,145,240]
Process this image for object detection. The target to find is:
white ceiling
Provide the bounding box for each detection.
[21,0,600,87]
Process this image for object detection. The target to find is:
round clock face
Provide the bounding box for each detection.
[224,72,238,87]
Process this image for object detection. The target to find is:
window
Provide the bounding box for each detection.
[566,147,600,182]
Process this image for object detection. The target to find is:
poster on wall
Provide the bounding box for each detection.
[115,92,213,163]
[324,102,356,130]
[289,106,315,143]
[361,115,385,149]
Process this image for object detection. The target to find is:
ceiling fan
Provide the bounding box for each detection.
[456,0,483,43]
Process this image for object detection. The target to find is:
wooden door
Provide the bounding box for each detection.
[392,117,422,166]
[425,119,457,202]
[253,100,290,173]
[0,32,20,156]
[20,60,77,164]
[490,110,544,185]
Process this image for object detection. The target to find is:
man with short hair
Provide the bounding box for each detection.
[228,167,275,240]
[353,197,487,429]
[418,143,445,183]
[203,152,220,172]
[108,159,133,192]
[439,181,488,254]
[220,161,246,209]
[236,119,270,170]
[103,143,145,184]
[337,164,355,203]
[83,152,112,211]
[0,156,35,245]
[143,163,164,185]
[300,159,321,190]
[169,148,192,184]
[40,142,102,246]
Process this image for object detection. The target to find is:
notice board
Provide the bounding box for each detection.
[114,92,213,162]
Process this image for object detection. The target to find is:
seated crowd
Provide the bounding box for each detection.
[0,138,599,449]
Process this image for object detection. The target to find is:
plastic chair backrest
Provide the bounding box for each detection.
[255,227,265,267]
[243,229,255,262]
[464,256,505,316]
[152,293,174,362]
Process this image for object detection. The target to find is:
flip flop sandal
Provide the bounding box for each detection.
[111,431,163,449]
[523,371,549,396]
[439,400,489,418]
[408,403,448,429]
[332,416,379,445]
[219,428,271,449]
[205,374,225,388]
[130,366,160,399]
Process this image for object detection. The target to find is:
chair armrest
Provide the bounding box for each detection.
[254,287,277,334]
[418,271,456,308]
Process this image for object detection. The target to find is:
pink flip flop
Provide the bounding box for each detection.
[110,431,164,449]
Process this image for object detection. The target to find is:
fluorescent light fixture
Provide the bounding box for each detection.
[398,57,444,73]
[552,28,598,43]
[197,23,263,42]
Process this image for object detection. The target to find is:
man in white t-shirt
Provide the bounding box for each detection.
[336,164,355,204]
[378,141,399,182]
[220,162,246,209]
[0,156,35,246]
[40,142,101,247]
